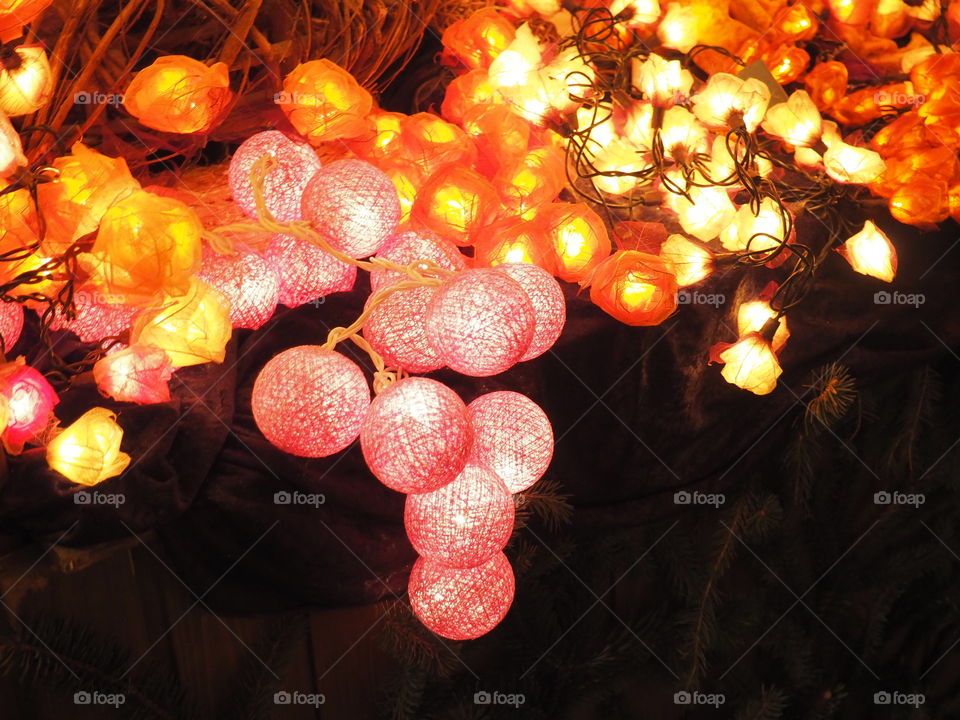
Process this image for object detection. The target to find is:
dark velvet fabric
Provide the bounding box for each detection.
[1,216,958,614]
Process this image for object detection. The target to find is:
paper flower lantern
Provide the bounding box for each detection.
[659,234,713,287]
[440,69,505,125]
[130,278,231,367]
[491,263,565,361]
[36,143,140,253]
[301,159,400,258]
[369,229,466,293]
[404,463,514,568]
[472,216,558,274]
[761,90,822,148]
[836,220,897,282]
[93,345,173,405]
[412,164,501,247]
[711,334,782,395]
[495,146,566,213]
[197,246,280,330]
[278,59,374,143]
[46,294,137,342]
[408,552,515,640]
[265,233,357,308]
[823,137,885,184]
[87,190,202,303]
[361,377,473,493]
[46,407,130,486]
[381,160,422,223]
[0,301,23,350]
[441,7,516,70]
[657,1,699,52]
[425,268,535,376]
[674,184,738,242]
[632,52,693,107]
[467,391,553,493]
[737,299,790,353]
[362,287,444,373]
[228,130,322,223]
[0,45,53,116]
[692,73,771,132]
[124,55,232,134]
[462,103,530,178]
[397,113,476,178]
[252,346,370,457]
[0,0,51,42]
[589,251,678,326]
[0,361,57,448]
[541,203,611,283]
[0,110,25,177]
[722,197,792,260]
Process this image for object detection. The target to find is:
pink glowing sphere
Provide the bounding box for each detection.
[228,130,322,222]
[2,364,58,446]
[361,377,472,494]
[404,463,514,568]
[0,302,23,350]
[301,159,400,258]
[265,233,357,307]
[369,229,467,293]
[408,552,515,640]
[252,346,370,457]
[468,391,553,493]
[425,269,535,377]
[93,344,174,405]
[46,293,137,343]
[492,263,565,361]
[362,286,443,373]
[197,246,280,329]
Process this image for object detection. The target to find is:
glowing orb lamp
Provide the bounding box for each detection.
[491,263,565,361]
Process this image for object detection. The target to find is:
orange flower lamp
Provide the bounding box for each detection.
[588,250,678,326]
[279,59,373,144]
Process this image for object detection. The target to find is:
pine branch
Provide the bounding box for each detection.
[886,366,941,481]
[391,662,427,720]
[380,600,460,677]
[0,613,195,720]
[215,613,309,720]
[803,363,856,435]
[513,478,573,533]
[735,685,788,720]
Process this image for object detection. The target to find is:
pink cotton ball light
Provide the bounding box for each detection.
[468,391,553,493]
[369,229,466,292]
[425,269,535,377]
[46,295,137,343]
[197,246,280,329]
[1,364,58,447]
[492,263,565,361]
[301,159,400,258]
[266,233,357,307]
[0,302,23,351]
[361,377,472,494]
[404,463,514,568]
[408,552,515,641]
[362,287,443,373]
[252,346,370,457]
[228,130,322,222]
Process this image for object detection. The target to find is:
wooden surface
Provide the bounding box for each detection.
[0,534,398,718]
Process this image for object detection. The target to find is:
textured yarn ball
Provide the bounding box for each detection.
[197,246,280,329]
[252,346,370,457]
[265,233,357,307]
[228,130,322,222]
[301,159,400,258]
[408,552,515,640]
[46,295,137,343]
[404,463,514,568]
[361,377,472,493]
[0,302,23,350]
[362,286,444,373]
[424,269,535,377]
[468,391,554,493]
[369,229,467,293]
[492,262,565,361]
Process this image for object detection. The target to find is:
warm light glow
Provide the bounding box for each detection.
[543,204,611,282]
[823,140,886,184]
[659,234,713,286]
[737,300,790,352]
[0,45,53,116]
[675,184,737,242]
[836,220,897,282]
[658,2,699,52]
[716,335,783,395]
[761,90,823,147]
[609,0,661,27]
[692,73,771,132]
[47,407,130,486]
[632,53,693,107]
